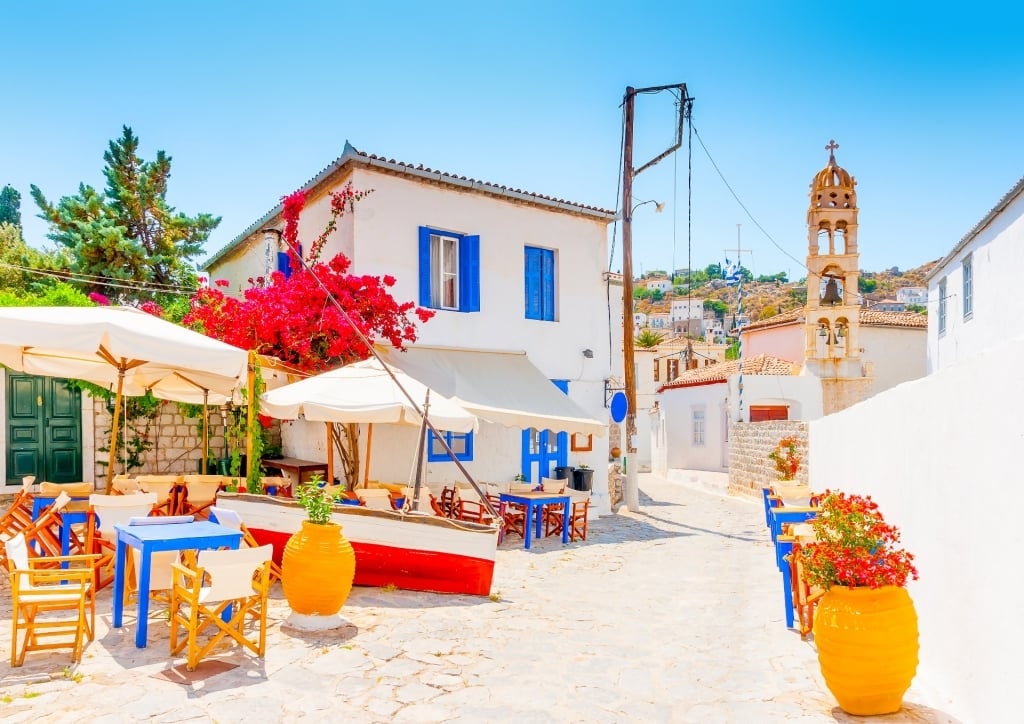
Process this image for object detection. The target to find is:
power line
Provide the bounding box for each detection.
[0,262,200,296]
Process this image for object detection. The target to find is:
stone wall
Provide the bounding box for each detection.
[91,398,280,480]
[727,420,808,498]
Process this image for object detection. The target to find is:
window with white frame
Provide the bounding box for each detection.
[692,408,706,446]
[418,226,480,312]
[938,278,947,334]
[962,254,973,320]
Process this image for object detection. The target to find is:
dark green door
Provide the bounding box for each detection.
[6,374,83,485]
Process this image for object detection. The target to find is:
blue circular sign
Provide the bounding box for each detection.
[610,391,628,423]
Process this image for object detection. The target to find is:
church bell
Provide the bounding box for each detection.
[821,277,842,305]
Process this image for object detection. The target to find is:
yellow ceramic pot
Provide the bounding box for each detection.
[281,520,356,616]
[813,585,919,716]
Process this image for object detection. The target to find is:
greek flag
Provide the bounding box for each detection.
[724,257,741,286]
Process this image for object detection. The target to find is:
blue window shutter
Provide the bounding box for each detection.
[551,379,569,394]
[277,251,291,279]
[418,226,432,308]
[459,234,480,312]
[541,249,555,321]
[525,247,542,319]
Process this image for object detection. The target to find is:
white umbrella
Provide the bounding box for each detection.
[260,358,477,488]
[260,358,477,433]
[0,306,250,490]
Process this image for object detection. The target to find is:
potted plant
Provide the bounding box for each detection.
[768,436,810,506]
[280,473,356,630]
[795,490,919,716]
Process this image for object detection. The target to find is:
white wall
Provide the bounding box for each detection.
[807,334,1024,724]
[860,326,926,394]
[726,374,823,423]
[928,186,1024,373]
[656,381,729,473]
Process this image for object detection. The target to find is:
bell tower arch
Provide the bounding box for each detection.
[804,140,861,363]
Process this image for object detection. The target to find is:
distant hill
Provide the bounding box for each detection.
[635,260,939,324]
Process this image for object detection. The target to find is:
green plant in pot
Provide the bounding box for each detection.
[281,473,356,630]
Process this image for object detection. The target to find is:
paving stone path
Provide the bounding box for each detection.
[0,474,958,723]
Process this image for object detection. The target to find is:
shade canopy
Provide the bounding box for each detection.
[0,306,249,404]
[376,344,606,436]
[259,358,478,433]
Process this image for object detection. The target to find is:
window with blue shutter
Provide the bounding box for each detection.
[427,430,474,462]
[524,246,555,321]
[418,226,480,312]
[276,244,303,279]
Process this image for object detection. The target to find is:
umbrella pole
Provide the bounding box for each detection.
[246,351,256,488]
[326,422,334,487]
[202,390,209,476]
[363,423,373,488]
[106,369,125,494]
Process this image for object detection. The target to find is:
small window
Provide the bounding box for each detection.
[962,254,973,320]
[427,430,474,462]
[667,358,679,380]
[525,246,556,321]
[418,226,480,312]
[692,409,706,447]
[938,278,947,334]
[653,360,660,382]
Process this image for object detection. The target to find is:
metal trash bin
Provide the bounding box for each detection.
[572,467,593,492]
[553,465,574,481]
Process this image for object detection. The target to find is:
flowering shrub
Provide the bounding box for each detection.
[796,490,918,590]
[768,436,801,481]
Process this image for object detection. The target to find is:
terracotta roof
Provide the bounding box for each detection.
[741,307,926,332]
[657,354,798,392]
[204,142,615,269]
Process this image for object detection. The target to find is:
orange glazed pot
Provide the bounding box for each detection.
[813,585,919,716]
[281,520,356,616]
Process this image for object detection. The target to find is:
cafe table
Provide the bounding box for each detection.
[499,491,570,550]
[112,519,243,648]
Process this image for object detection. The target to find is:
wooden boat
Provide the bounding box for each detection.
[215,492,499,596]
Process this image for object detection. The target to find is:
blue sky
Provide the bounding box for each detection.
[4,1,1023,282]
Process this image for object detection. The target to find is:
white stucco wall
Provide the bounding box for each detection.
[655,381,729,473]
[928,184,1024,373]
[860,326,926,394]
[726,374,823,423]
[634,348,657,471]
[807,334,1024,723]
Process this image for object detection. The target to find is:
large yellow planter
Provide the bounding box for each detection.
[281,520,356,617]
[813,585,919,716]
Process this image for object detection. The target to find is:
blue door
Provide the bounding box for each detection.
[519,380,569,482]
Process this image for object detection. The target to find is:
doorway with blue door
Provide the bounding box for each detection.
[519,379,569,482]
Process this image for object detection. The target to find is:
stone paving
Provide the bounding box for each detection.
[0,474,960,723]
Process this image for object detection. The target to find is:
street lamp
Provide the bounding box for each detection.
[613,199,665,221]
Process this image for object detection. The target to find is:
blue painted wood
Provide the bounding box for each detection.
[524,247,542,319]
[427,430,474,462]
[499,492,570,550]
[540,248,555,321]
[418,226,432,308]
[459,234,480,312]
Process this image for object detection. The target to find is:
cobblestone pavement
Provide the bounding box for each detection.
[0,474,959,723]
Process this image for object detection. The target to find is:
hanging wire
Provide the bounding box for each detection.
[609,102,626,271]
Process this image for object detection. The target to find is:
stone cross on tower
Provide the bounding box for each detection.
[825,139,839,162]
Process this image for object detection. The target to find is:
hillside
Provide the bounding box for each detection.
[636,259,939,324]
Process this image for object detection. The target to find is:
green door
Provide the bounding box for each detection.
[6,374,83,485]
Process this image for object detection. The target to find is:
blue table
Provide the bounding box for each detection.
[31,495,90,560]
[112,520,243,648]
[499,492,570,550]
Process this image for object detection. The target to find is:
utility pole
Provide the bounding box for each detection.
[724,223,752,274]
[621,83,692,512]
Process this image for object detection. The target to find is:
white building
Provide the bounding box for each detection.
[648,312,670,329]
[645,278,672,294]
[896,286,927,305]
[670,298,703,323]
[926,175,1024,373]
[204,142,615,512]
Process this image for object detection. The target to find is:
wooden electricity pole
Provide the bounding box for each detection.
[620,83,692,512]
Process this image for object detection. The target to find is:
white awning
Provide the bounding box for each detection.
[376,344,606,437]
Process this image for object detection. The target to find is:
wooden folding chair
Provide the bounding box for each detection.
[544,490,591,542]
[136,475,182,515]
[499,501,527,542]
[6,532,99,666]
[85,493,158,591]
[179,475,226,519]
[0,489,37,547]
[209,506,282,584]
[169,544,273,671]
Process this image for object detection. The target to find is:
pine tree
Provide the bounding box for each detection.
[0,185,20,227]
[30,126,220,304]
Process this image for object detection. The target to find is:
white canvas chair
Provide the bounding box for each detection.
[209,506,282,584]
[136,475,182,515]
[359,488,394,511]
[169,544,273,671]
[6,532,98,666]
[180,475,225,518]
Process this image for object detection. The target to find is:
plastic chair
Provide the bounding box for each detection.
[5,532,99,666]
[169,544,273,671]
[209,506,282,584]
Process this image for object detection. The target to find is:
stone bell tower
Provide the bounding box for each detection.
[804,141,863,378]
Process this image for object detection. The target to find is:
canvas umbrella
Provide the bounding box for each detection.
[0,306,249,491]
[259,358,477,489]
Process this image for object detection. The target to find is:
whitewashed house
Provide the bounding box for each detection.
[896,286,927,305]
[204,142,615,512]
[926,175,1024,373]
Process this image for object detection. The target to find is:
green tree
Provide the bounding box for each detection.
[0,185,21,227]
[858,277,878,293]
[759,304,779,320]
[635,329,665,348]
[31,126,220,305]
[703,299,729,318]
[0,223,73,295]
[725,339,740,360]
[650,289,664,302]
[906,304,926,315]
[704,262,722,279]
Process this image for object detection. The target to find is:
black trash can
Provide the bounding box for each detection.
[553,465,574,481]
[572,467,593,492]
